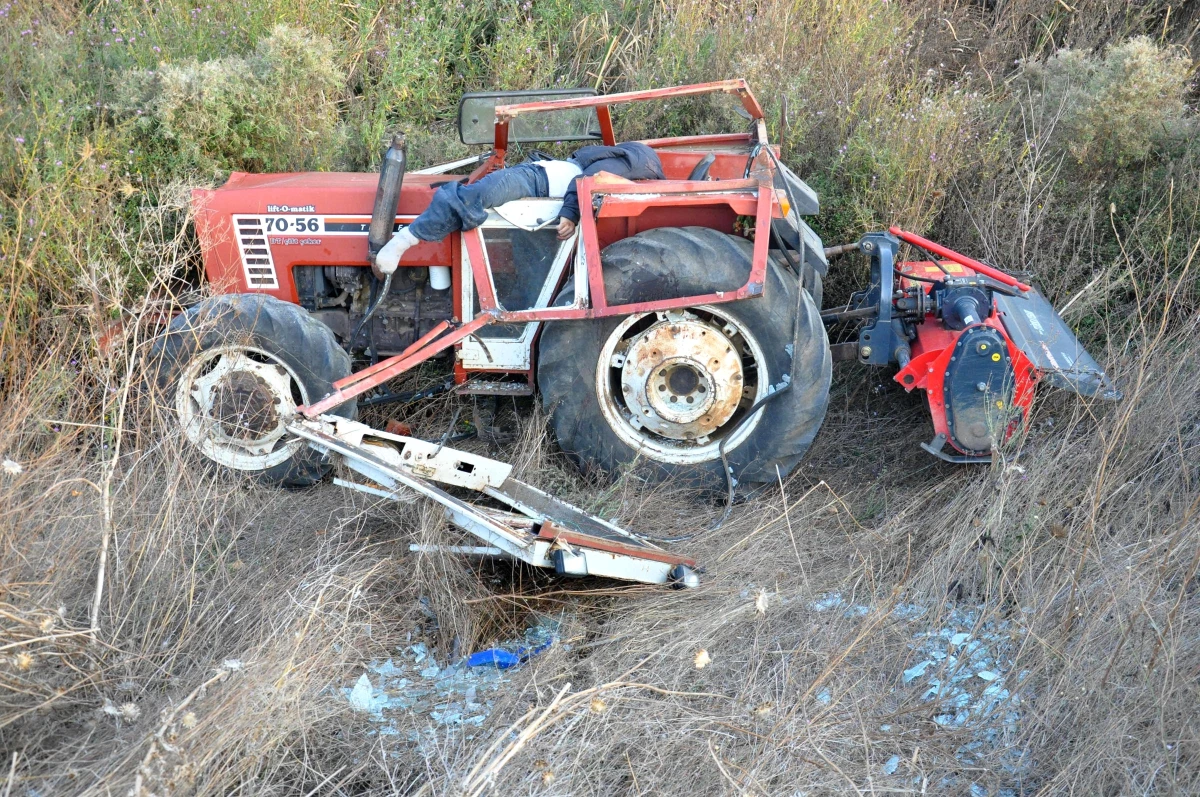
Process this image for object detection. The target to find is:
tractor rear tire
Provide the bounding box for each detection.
[538,227,831,487]
[771,252,822,309]
[803,265,824,311]
[151,293,356,488]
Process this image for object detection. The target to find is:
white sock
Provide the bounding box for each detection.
[375,227,420,275]
[396,226,420,248]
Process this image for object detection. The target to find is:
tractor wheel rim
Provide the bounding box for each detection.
[175,344,307,471]
[597,307,766,464]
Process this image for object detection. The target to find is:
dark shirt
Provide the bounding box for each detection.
[559,142,666,222]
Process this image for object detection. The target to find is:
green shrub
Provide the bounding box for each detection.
[482,6,559,91]
[118,26,346,175]
[1015,36,1192,169]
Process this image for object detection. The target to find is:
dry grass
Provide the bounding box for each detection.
[2,240,1197,794]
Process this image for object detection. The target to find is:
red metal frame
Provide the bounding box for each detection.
[298,173,780,416]
[478,176,776,322]
[892,261,1037,455]
[494,78,762,125]
[491,79,762,173]
[889,226,1031,293]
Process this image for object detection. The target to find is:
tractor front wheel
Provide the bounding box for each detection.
[151,294,355,487]
[538,227,831,487]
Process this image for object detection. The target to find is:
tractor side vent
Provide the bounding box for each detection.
[233,216,279,290]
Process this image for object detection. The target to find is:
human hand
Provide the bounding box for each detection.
[556,218,576,240]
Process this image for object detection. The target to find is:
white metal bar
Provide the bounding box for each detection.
[573,235,589,308]
[289,415,693,586]
[409,544,505,555]
[289,418,535,561]
[411,153,489,175]
[332,477,416,503]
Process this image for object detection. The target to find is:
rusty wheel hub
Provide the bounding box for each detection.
[176,345,307,471]
[212,370,281,440]
[620,320,744,442]
[597,308,766,464]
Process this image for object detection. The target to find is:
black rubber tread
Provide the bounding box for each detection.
[538,226,831,486]
[804,265,824,311]
[151,293,356,488]
[769,250,822,309]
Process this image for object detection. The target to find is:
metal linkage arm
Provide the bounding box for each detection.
[299,314,495,418]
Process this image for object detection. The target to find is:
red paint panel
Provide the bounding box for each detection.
[655,150,754,182]
[597,177,760,194]
[193,172,456,302]
[897,260,973,285]
[597,193,760,218]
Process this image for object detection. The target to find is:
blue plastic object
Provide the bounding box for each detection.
[466,636,555,670]
[466,649,522,669]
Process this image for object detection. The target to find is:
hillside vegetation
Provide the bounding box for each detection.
[1,1,1198,794]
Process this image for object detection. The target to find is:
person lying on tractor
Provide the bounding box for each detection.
[372,142,665,279]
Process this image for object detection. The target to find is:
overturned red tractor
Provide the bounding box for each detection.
[158,79,1118,494]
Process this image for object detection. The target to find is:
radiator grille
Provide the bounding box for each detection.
[233,216,279,289]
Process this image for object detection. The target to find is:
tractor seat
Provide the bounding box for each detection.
[687,153,716,181]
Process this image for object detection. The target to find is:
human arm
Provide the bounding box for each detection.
[558,174,582,224]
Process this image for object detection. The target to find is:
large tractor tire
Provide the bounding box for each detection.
[151,293,356,488]
[538,227,831,486]
[803,264,823,311]
[774,251,823,310]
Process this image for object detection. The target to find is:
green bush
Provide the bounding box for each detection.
[1015,36,1192,169]
[118,26,346,175]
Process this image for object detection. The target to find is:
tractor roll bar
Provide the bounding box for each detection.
[494,79,764,120]
[492,79,765,154]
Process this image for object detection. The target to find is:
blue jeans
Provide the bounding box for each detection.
[407,162,550,242]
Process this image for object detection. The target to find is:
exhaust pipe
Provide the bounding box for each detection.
[368,134,407,265]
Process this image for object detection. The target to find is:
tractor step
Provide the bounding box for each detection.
[454,380,535,396]
[286,416,698,587]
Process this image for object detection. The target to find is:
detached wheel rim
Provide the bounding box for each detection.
[597,307,767,464]
[175,344,308,471]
